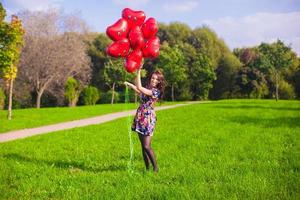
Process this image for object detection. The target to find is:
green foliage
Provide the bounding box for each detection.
[189,26,230,68]
[258,40,296,72]
[190,53,215,100]
[100,90,120,104]
[177,89,193,101]
[293,67,300,99]
[119,89,136,103]
[0,13,24,80]
[236,67,268,98]
[82,86,100,105]
[282,58,300,99]
[210,53,242,99]
[64,77,80,106]
[0,87,5,109]
[103,59,125,89]
[158,22,192,46]
[278,80,296,99]
[159,43,187,100]
[233,42,298,100]
[258,40,297,100]
[0,3,6,22]
[87,33,111,90]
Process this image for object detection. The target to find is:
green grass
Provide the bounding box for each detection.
[0,101,182,133]
[0,100,299,199]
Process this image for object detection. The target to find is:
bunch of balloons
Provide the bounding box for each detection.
[106,8,160,73]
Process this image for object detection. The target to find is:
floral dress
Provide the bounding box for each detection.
[132,88,160,136]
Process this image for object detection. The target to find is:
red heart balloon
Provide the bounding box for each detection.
[106,38,130,58]
[142,36,160,59]
[122,8,146,29]
[127,49,143,65]
[106,18,129,41]
[124,59,139,73]
[141,18,158,39]
[128,26,145,49]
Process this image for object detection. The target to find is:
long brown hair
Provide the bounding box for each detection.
[147,70,165,99]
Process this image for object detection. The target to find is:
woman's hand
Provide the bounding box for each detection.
[124,81,141,93]
[124,81,130,86]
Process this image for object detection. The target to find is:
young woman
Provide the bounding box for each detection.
[124,68,165,172]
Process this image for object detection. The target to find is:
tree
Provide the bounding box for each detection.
[236,67,268,98]
[158,22,192,46]
[0,3,24,119]
[0,87,5,109]
[210,53,242,99]
[87,33,111,91]
[188,26,229,69]
[18,9,91,108]
[65,77,81,107]
[190,53,216,100]
[258,40,297,101]
[158,43,187,101]
[103,59,133,104]
[82,86,99,105]
[292,60,300,99]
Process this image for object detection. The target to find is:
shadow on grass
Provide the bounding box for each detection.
[215,105,300,111]
[3,153,127,173]
[228,116,300,128]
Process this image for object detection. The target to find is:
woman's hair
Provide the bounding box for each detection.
[147,70,165,99]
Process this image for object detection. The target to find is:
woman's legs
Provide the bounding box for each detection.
[139,134,158,172]
[138,134,150,170]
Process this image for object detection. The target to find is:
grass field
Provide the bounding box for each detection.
[0,100,299,199]
[0,101,181,133]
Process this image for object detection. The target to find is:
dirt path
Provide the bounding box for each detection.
[0,102,208,143]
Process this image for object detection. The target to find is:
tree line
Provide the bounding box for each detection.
[1,6,300,116]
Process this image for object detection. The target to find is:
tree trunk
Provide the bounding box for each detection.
[275,72,279,101]
[7,79,14,120]
[69,99,77,107]
[36,91,43,109]
[69,94,79,107]
[111,82,115,104]
[171,84,175,102]
[135,92,137,104]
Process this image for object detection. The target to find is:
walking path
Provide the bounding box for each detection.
[0,101,208,143]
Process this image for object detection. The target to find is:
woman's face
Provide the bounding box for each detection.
[150,74,159,88]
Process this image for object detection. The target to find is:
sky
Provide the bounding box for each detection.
[2,0,300,55]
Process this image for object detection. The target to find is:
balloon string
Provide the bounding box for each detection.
[125,73,134,173]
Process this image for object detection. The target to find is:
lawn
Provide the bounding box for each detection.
[0,100,299,199]
[0,101,181,133]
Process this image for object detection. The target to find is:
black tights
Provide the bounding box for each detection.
[138,134,158,172]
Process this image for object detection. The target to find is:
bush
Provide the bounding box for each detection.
[278,80,296,99]
[100,90,120,104]
[82,86,100,105]
[0,88,6,110]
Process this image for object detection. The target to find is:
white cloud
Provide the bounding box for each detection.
[163,1,199,12]
[5,0,63,12]
[112,0,149,7]
[203,12,300,55]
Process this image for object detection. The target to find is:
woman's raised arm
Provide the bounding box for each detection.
[136,68,152,96]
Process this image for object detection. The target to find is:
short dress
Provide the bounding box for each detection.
[131,88,160,136]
